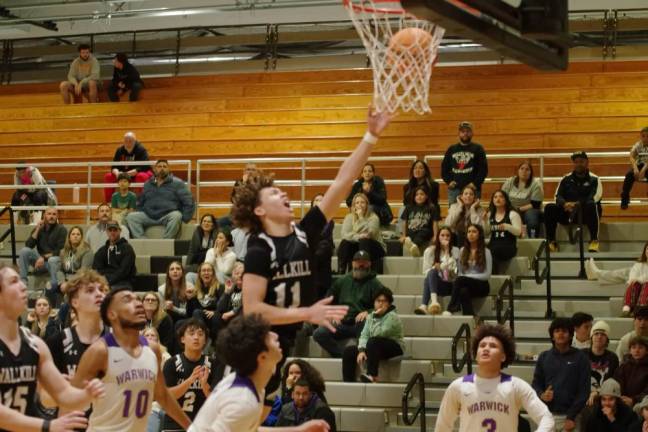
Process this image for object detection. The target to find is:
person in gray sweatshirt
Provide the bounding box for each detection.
[59,44,101,104]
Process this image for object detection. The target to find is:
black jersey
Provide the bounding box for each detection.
[162,353,218,431]
[489,211,517,247]
[244,206,327,336]
[48,326,106,377]
[0,327,40,431]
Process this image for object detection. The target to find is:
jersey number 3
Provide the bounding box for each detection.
[274,281,300,308]
[482,418,497,432]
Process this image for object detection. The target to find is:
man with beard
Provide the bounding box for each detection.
[126,160,194,239]
[86,204,130,252]
[441,121,489,205]
[72,287,190,432]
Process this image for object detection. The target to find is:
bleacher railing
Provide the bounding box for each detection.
[533,240,555,319]
[495,277,515,336]
[401,372,426,432]
[451,323,472,374]
[0,207,17,264]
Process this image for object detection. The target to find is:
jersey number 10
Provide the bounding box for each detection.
[122,389,149,418]
[274,281,301,308]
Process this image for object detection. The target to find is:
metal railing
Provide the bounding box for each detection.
[0,207,16,264]
[451,323,472,374]
[495,277,515,336]
[533,239,555,319]
[401,372,426,432]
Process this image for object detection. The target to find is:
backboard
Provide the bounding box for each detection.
[401,0,569,70]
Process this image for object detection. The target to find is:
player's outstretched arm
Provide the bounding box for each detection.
[317,105,393,222]
[152,343,192,430]
[516,379,555,431]
[36,337,105,412]
[0,405,88,432]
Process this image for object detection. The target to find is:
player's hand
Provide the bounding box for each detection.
[199,367,210,387]
[540,385,553,402]
[190,366,203,382]
[564,419,576,431]
[357,351,367,364]
[296,419,330,432]
[355,311,368,323]
[51,411,89,432]
[83,378,105,400]
[366,104,394,138]
[306,296,349,332]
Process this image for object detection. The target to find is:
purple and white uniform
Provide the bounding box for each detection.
[88,333,158,432]
[435,373,554,432]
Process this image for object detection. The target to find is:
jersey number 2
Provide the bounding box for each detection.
[274,281,300,308]
[482,418,496,432]
[1,385,28,413]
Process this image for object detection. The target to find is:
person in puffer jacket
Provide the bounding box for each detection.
[342,287,404,383]
[613,336,648,406]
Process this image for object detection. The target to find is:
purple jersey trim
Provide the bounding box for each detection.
[462,374,475,383]
[463,373,512,383]
[500,373,512,382]
[231,373,260,402]
[139,335,148,346]
[103,332,119,347]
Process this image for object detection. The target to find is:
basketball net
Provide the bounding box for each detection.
[343,0,445,114]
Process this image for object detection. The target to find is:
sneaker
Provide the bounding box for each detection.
[410,244,421,257]
[414,305,427,315]
[588,240,600,253]
[548,241,559,253]
[441,310,453,317]
[585,258,599,281]
[360,373,375,383]
[403,237,414,256]
[621,201,629,210]
[622,305,631,317]
[427,301,442,315]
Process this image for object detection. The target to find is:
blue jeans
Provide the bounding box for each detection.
[108,81,143,102]
[146,408,164,432]
[126,210,182,239]
[313,321,364,358]
[18,247,60,292]
[422,270,454,305]
[521,208,542,238]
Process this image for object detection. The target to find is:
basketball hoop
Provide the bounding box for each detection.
[343,0,445,114]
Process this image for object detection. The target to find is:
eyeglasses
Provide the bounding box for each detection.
[143,298,158,303]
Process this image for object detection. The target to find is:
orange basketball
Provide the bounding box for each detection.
[388,27,432,51]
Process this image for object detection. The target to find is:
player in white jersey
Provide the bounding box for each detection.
[435,324,554,432]
[190,314,329,432]
[72,287,191,432]
[0,264,105,432]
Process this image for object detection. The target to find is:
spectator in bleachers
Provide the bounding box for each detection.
[311,194,334,300]
[441,121,488,205]
[444,184,486,246]
[403,159,440,210]
[59,44,100,104]
[584,321,620,408]
[220,163,258,229]
[276,379,337,431]
[501,161,544,238]
[110,173,137,225]
[280,359,327,404]
[346,163,393,227]
[231,226,249,262]
[142,326,171,432]
[12,162,57,225]
[18,207,66,294]
[342,287,404,383]
[399,186,440,257]
[56,226,93,304]
[584,378,637,432]
[86,203,130,252]
[614,336,648,406]
[103,131,153,203]
[619,242,648,316]
[545,151,603,253]
[532,317,591,432]
[185,214,217,276]
[26,296,56,339]
[338,193,386,274]
[204,229,236,285]
[313,250,384,358]
[91,220,136,290]
[193,262,224,337]
[572,312,594,350]
[416,226,459,315]
[159,261,199,323]
[617,307,648,360]
[631,396,648,431]
[621,127,648,210]
[485,189,522,274]
[107,53,143,102]
[445,224,491,319]
[127,159,195,239]
[142,291,175,352]
[216,262,244,327]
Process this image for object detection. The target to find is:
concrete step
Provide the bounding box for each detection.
[289,357,435,383]
[519,278,625,297]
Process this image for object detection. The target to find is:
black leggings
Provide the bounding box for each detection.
[452,276,490,316]
[342,337,403,381]
[544,202,600,242]
[337,239,385,274]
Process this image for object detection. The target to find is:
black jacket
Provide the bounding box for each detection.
[345,176,393,226]
[111,141,151,173]
[276,395,337,432]
[111,62,142,89]
[403,178,439,208]
[585,399,638,432]
[92,237,136,286]
[555,170,602,207]
[25,223,67,257]
[441,141,488,189]
[185,226,216,271]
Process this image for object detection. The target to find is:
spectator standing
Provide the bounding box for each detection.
[399,186,440,257]
[444,185,486,246]
[584,321,620,407]
[620,241,648,316]
[276,379,337,431]
[56,226,94,302]
[216,262,244,327]
[345,163,393,226]
[501,161,544,238]
[142,291,175,353]
[485,190,522,274]
[311,194,335,300]
[617,307,648,360]
[159,261,198,323]
[107,53,143,102]
[185,214,217,275]
[621,127,648,209]
[103,132,153,203]
[338,193,386,274]
[18,207,66,295]
[342,287,404,383]
[12,162,57,225]
[572,312,594,350]
[441,121,488,205]
[613,336,648,406]
[532,317,591,432]
[91,220,136,289]
[110,173,137,225]
[204,229,236,285]
[313,250,384,358]
[545,151,603,253]
[85,203,130,252]
[584,378,637,432]
[59,44,100,104]
[127,160,195,239]
[416,226,459,315]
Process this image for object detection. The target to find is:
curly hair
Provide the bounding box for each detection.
[64,268,109,314]
[460,223,486,270]
[231,169,275,233]
[280,358,327,400]
[215,314,271,376]
[548,317,574,343]
[472,323,517,369]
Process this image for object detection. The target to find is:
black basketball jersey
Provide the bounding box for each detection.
[162,353,216,431]
[0,327,40,431]
[489,211,516,247]
[48,326,107,377]
[244,206,326,336]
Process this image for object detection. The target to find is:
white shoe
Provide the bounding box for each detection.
[403,237,414,256]
[414,305,428,315]
[441,311,452,317]
[585,258,599,281]
[622,305,631,317]
[410,244,421,257]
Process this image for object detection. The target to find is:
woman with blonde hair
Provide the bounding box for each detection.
[337,192,386,274]
[193,262,224,336]
[142,291,175,351]
[48,225,93,306]
[27,296,56,339]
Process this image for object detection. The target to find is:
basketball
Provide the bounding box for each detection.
[388,27,432,51]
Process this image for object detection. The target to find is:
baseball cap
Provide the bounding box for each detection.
[352,250,371,262]
[599,379,621,398]
[571,151,588,161]
[458,121,473,131]
[634,395,648,415]
[590,320,610,338]
[106,220,121,230]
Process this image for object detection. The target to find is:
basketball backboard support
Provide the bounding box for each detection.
[401,0,569,70]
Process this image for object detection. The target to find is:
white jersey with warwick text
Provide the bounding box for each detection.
[88,333,158,432]
[435,373,554,432]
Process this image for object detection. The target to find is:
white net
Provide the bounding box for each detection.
[344,0,445,114]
